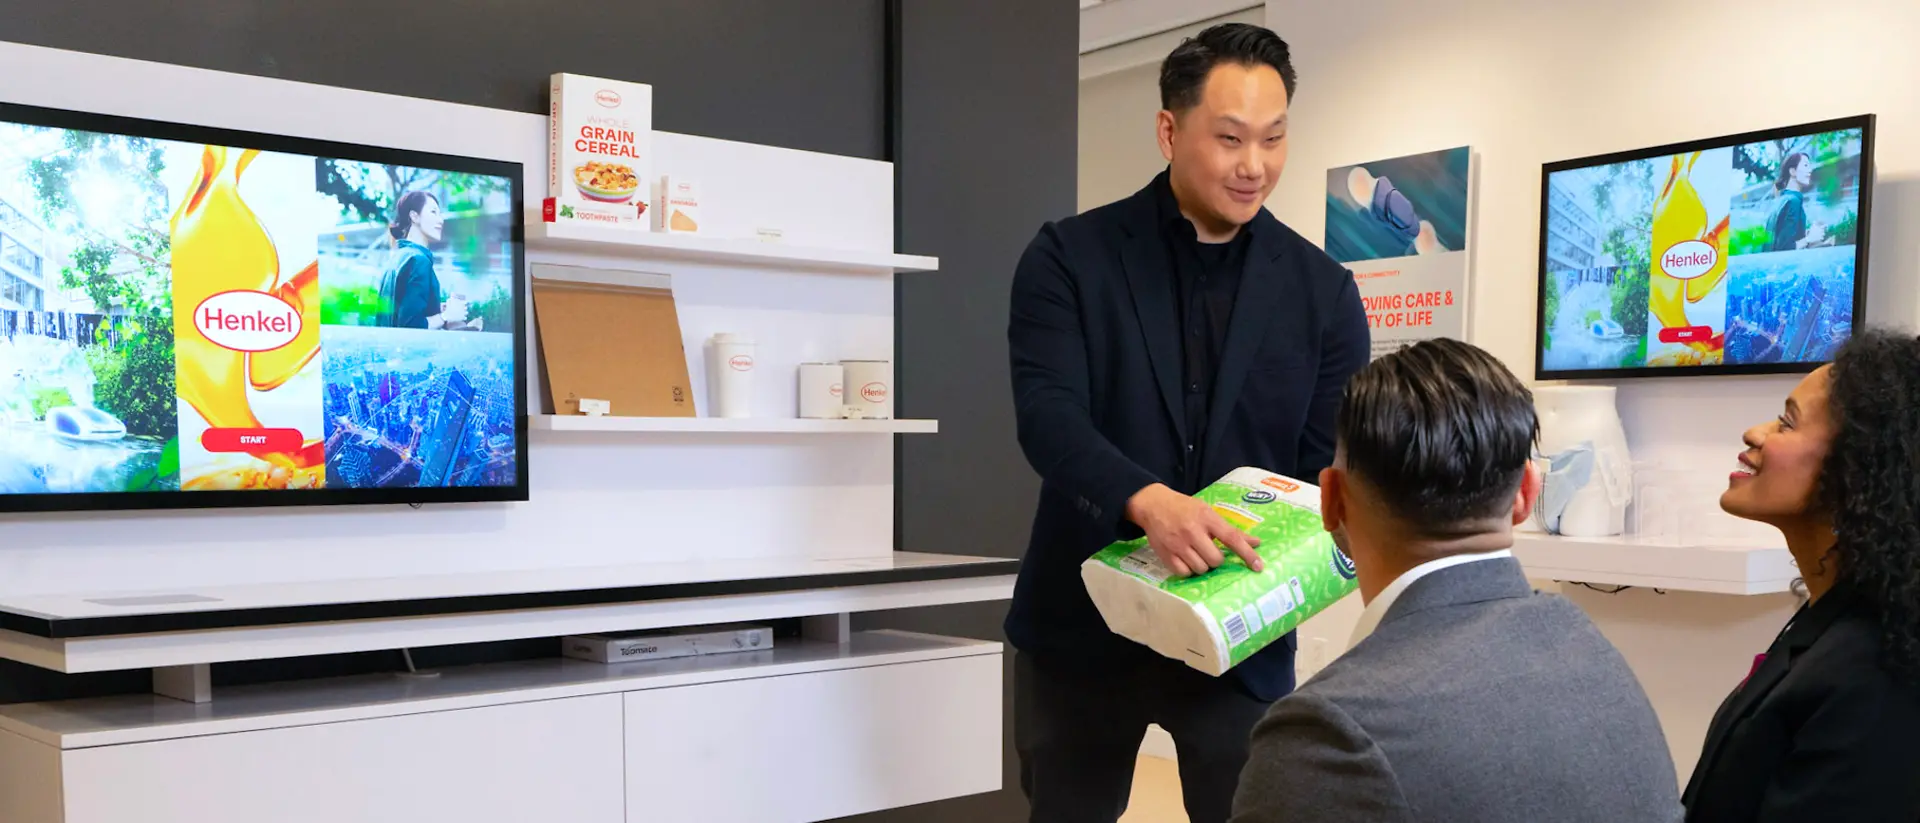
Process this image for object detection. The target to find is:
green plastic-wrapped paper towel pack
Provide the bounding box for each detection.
[1081,467,1359,676]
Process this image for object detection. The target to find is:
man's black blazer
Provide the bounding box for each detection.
[1683,580,1920,822]
[1003,172,1369,701]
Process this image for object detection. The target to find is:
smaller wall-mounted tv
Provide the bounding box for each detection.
[1537,115,1874,380]
[0,101,528,512]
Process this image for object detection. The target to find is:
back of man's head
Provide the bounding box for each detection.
[1336,339,1538,544]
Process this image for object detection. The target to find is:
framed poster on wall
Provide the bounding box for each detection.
[1324,146,1474,360]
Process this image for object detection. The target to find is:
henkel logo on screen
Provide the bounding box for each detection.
[829,383,844,398]
[194,290,302,352]
[1660,240,1717,280]
[595,89,621,108]
[728,355,754,372]
[860,382,889,403]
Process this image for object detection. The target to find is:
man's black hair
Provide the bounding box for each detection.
[1337,339,1538,536]
[1159,23,1298,112]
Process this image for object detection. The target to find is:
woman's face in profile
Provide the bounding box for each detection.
[414,198,445,243]
[1791,156,1813,189]
[1723,366,1833,525]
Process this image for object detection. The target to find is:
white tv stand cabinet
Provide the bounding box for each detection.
[0,555,1018,823]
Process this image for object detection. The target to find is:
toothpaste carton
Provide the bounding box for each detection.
[656,175,700,234]
[1081,467,1358,676]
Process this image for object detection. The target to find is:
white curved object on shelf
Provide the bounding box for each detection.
[1528,385,1633,537]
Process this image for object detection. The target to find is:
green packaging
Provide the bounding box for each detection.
[1080,467,1359,676]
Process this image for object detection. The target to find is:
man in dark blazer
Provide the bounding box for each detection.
[1004,22,1369,823]
[1230,340,1681,823]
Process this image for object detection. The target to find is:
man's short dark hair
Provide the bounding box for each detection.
[1337,339,1538,536]
[1160,23,1298,112]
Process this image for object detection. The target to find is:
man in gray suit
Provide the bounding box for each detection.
[1230,339,1682,823]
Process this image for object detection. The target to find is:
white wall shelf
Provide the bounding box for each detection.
[1513,533,1796,595]
[527,220,939,275]
[0,552,1019,673]
[531,415,938,434]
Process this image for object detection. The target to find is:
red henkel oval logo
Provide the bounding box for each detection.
[728,355,755,372]
[1660,240,1717,280]
[595,89,621,108]
[829,383,844,398]
[861,382,889,403]
[194,290,302,353]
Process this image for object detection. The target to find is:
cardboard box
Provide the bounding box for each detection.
[656,176,701,234]
[531,266,695,417]
[562,625,775,664]
[546,73,653,229]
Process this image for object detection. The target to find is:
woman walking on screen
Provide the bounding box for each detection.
[377,190,476,330]
[1764,153,1824,253]
[1684,329,1920,821]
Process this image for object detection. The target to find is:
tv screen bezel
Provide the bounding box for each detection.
[1534,113,1876,382]
[0,100,530,513]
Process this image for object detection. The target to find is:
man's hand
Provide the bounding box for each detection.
[1124,483,1263,577]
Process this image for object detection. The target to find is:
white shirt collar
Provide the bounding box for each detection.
[1348,549,1513,646]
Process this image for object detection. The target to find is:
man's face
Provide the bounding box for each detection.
[1158,62,1291,233]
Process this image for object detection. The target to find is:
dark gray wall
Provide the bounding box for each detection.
[0,0,886,160]
[849,1,1077,820]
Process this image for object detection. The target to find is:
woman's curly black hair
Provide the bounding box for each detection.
[1820,329,1920,687]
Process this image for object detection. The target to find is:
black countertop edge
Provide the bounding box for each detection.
[0,558,1024,640]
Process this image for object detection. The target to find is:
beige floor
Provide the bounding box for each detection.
[1120,756,1187,823]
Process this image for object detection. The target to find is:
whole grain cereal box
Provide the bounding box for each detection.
[545,73,653,230]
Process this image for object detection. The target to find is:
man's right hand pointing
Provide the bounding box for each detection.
[1124,483,1264,578]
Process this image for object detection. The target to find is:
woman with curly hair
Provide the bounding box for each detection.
[1684,329,1920,821]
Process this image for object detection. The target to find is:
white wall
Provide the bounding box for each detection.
[1078,63,1164,212]
[1081,0,1261,53]
[1265,0,1920,380]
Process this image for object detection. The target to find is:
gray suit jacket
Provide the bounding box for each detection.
[1231,557,1683,823]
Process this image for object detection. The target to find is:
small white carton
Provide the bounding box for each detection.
[545,73,653,229]
[656,176,701,234]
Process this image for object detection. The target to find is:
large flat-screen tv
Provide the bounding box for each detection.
[1537,115,1874,380]
[0,102,527,512]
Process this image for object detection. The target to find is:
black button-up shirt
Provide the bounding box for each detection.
[1153,173,1249,490]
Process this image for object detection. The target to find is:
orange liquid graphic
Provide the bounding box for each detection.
[169,145,325,489]
[1648,152,1730,366]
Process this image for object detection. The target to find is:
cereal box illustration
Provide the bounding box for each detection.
[545,73,653,229]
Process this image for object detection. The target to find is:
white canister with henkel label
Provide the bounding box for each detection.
[711,333,756,418]
[841,359,892,420]
[798,362,844,419]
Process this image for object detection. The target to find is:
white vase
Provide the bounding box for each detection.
[1524,385,1633,537]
